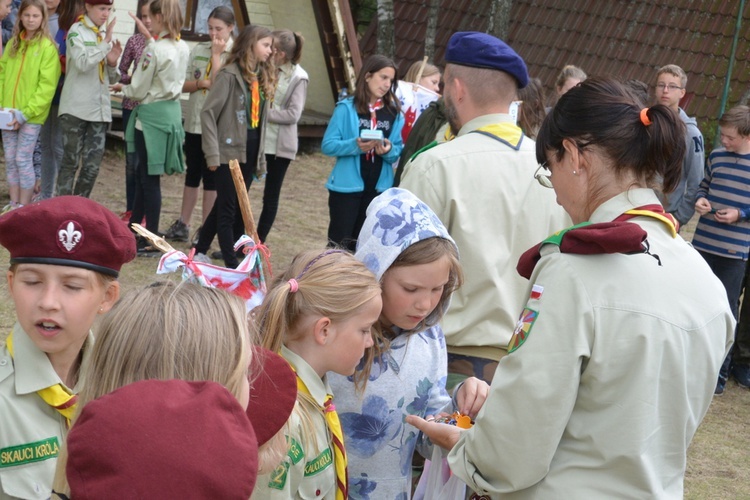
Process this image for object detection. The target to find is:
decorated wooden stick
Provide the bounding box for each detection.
[228,159,260,244]
[131,223,174,253]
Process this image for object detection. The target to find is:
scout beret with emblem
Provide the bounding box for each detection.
[0,196,136,277]
[246,347,298,446]
[66,380,259,499]
[445,31,529,88]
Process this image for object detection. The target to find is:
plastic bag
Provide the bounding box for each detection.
[413,446,467,500]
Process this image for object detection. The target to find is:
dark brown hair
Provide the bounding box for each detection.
[208,5,234,29]
[273,29,303,65]
[719,105,750,137]
[353,54,400,116]
[536,77,686,195]
[58,0,84,31]
[517,77,546,140]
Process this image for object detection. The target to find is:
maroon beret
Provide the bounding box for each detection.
[246,347,297,446]
[67,380,259,499]
[0,196,136,277]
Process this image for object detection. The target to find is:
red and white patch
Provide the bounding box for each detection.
[530,284,544,300]
[57,220,84,253]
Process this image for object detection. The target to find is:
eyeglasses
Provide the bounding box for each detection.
[655,83,684,92]
[534,163,553,189]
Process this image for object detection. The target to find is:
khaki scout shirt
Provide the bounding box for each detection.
[447,189,734,498]
[58,15,118,122]
[401,113,570,361]
[253,347,336,499]
[183,39,233,135]
[0,324,92,500]
[122,32,189,106]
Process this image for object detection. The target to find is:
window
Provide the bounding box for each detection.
[180,0,248,41]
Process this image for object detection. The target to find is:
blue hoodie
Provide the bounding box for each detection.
[322,97,404,193]
[328,188,455,499]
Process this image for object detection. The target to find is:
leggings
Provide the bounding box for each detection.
[2,123,42,189]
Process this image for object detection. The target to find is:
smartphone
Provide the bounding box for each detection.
[360,129,384,142]
[0,110,14,131]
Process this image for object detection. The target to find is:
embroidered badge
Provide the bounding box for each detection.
[236,110,245,125]
[0,437,60,468]
[57,220,83,253]
[530,284,544,300]
[268,461,290,490]
[303,448,332,477]
[508,308,538,353]
[142,52,152,71]
[287,437,304,465]
[194,68,202,79]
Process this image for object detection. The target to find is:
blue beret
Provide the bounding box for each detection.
[445,31,529,88]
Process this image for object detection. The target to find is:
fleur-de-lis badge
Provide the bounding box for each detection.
[58,221,83,252]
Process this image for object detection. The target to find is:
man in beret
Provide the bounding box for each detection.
[400,32,569,385]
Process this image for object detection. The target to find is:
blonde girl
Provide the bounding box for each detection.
[257,29,308,243]
[164,6,235,244]
[193,25,276,268]
[322,54,404,251]
[403,60,440,93]
[253,249,382,499]
[329,188,489,498]
[51,280,252,497]
[0,0,60,212]
[110,0,189,252]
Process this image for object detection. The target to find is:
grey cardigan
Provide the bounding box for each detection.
[266,63,309,161]
[201,62,268,176]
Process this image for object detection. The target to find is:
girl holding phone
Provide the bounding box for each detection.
[321,54,404,251]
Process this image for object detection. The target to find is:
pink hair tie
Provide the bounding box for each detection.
[288,279,299,293]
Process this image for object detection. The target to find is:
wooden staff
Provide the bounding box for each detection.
[229,159,260,244]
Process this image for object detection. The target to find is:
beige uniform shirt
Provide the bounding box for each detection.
[401,114,570,360]
[0,324,92,500]
[58,16,119,122]
[182,39,233,135]
[122,32,189,105]
[448,189,734,498]
[253,347,336,499]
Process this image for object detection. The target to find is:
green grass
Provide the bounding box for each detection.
[0,139,748,498]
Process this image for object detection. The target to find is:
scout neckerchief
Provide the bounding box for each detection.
[292,370,348,500]
[410,120,522,164]
[613,204,679,237]
[516,205,677,279]
[77,15,104,83]
[5,333,78,427]
[365,98,384,162]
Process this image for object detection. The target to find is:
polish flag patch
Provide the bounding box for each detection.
[530,284,544,300]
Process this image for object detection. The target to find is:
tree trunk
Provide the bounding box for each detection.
[424,0,439,59]
[376,0,395,58]
[486,0,512,40]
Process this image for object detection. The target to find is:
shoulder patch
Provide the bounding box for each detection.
[267,461,290,490]
[507,308,538,354]
[0,437,60,468]
[287,436,304,465]
[141,52,152,71]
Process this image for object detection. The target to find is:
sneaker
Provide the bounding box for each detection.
[192,252,212,264]
[136,236,161,257]
[731,363,750,389]
[164,219,189,242]
[210,250,223,260]
[191,225,202,246]
[714,379,726,396]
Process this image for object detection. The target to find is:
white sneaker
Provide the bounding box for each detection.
[192,252,212,264]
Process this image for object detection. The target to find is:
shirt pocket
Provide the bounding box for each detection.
[0,460,55,499]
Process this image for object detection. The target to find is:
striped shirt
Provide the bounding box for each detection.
[692,148,750,260]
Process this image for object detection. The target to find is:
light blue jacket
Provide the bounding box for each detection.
[322,97,404,193]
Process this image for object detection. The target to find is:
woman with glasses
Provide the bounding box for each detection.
[407,77,734,498]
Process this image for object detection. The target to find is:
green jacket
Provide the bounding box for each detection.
[126,100,185,175]
[0,34,61,124]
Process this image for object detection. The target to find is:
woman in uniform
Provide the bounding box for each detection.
[408,77,734,499]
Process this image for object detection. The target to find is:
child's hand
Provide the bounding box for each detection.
[106,39,122,66]
[33,179,41,194]
[110,83,124,93]
[356,138,378,152]
[714,208,741,224]
[405,414,463,451]
[129,12,152,41]
[694,197,711,215]
[374,138,392,155]
[104,16,117,43]
[454,377,490,418]
[211,36,226,56]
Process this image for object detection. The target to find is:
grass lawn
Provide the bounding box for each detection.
[0,138,748,497]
